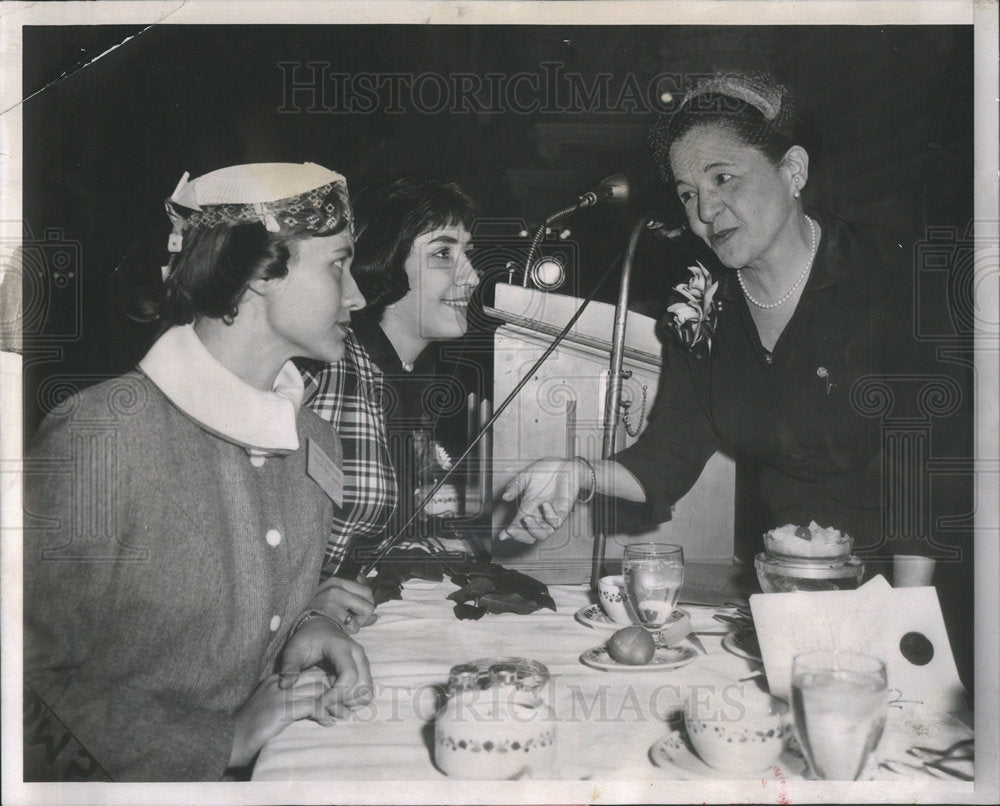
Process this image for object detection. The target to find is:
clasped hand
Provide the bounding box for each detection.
[278,576,376,702]
[230,578,377,768]
[498,457,585,544]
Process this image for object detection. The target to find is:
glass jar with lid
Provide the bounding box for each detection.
[434,657,556,779]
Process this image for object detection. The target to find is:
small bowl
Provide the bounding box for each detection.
[684,686,791,774]
[435,689,557,779]
[597,575,633,624]
[763,525,852,563]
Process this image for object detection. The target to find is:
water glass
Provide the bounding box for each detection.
[622,543,684,630]
[792,651,888,780]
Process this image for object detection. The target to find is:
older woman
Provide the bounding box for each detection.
[24,163,377,780]
[500,74,972,679]
[301,177,480,578]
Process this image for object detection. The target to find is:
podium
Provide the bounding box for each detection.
[486,284,736,583]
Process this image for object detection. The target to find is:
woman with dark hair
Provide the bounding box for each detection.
[301,177,480,579]
[24,163,377,781]
[500,73,973,683]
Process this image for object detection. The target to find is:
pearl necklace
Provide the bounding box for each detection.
[737,216,817,309]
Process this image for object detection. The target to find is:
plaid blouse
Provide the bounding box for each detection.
[301,331,398,579]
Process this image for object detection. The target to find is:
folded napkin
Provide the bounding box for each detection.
[751,575,967,712]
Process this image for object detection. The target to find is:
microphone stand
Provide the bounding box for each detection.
[591,211,662,589]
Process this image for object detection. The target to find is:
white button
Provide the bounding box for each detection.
[269,615,281,632]
[250,455,266,468]
[265,528,282,547]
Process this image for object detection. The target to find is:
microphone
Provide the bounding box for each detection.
[577,173,630,209]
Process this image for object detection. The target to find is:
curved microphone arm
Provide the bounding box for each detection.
[521,203,583,287]
[591,210,662,589]
[521,174,629,287]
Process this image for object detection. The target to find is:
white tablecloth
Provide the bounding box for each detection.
[252,579,973,791]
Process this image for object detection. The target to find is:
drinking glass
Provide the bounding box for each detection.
[792,651,888,780]
[622,543,684,630]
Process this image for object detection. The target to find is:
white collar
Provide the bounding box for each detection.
[139,324,303,452]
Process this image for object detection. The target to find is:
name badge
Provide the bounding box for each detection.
[306,438,343,507]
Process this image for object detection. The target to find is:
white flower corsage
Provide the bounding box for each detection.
[666,262,719,358]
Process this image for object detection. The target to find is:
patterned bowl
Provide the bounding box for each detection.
[434,688,556,779]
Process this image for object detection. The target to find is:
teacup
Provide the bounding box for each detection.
[684,685,790,774]
[597,575,633,624]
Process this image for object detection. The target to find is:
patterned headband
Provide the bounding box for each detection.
[164,162,352,255]
[174,180,351,235]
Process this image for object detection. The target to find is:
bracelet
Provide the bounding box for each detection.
[573,456,597,504]
[291,609,348,635]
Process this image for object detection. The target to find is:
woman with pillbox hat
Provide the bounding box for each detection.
[24,162,377,780]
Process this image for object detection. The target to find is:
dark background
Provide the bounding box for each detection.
[19,24,974,438]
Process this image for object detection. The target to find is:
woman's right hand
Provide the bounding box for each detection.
[498,457,589,544]
[308,577,378,633]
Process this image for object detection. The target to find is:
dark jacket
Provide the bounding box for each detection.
[615,211,972,561]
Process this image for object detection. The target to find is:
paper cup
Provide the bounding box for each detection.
[893,555,936,587]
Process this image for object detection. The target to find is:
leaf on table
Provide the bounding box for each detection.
[371,578,403,606]
[447,575,495,602]
[475,591,540,615]
[454,602,487,621]
[534,591,557,612]
[464,562,509,579]
[408,562,445,582]
[370,555,555,618]
[500,567,552,595]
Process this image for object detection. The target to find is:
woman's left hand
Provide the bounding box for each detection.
[277,618,374,719]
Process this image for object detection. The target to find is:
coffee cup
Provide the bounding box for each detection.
[597,575,633,624]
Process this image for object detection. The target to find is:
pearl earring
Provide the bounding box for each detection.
[793,178,801,199]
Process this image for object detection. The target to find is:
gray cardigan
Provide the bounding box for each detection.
[24,370,340,780]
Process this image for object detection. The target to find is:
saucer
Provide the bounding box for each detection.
[650,730,807,780]
[574,603,631,630]
[580,644,697,672]
[575,604,690,633]
[722,626,761,661]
